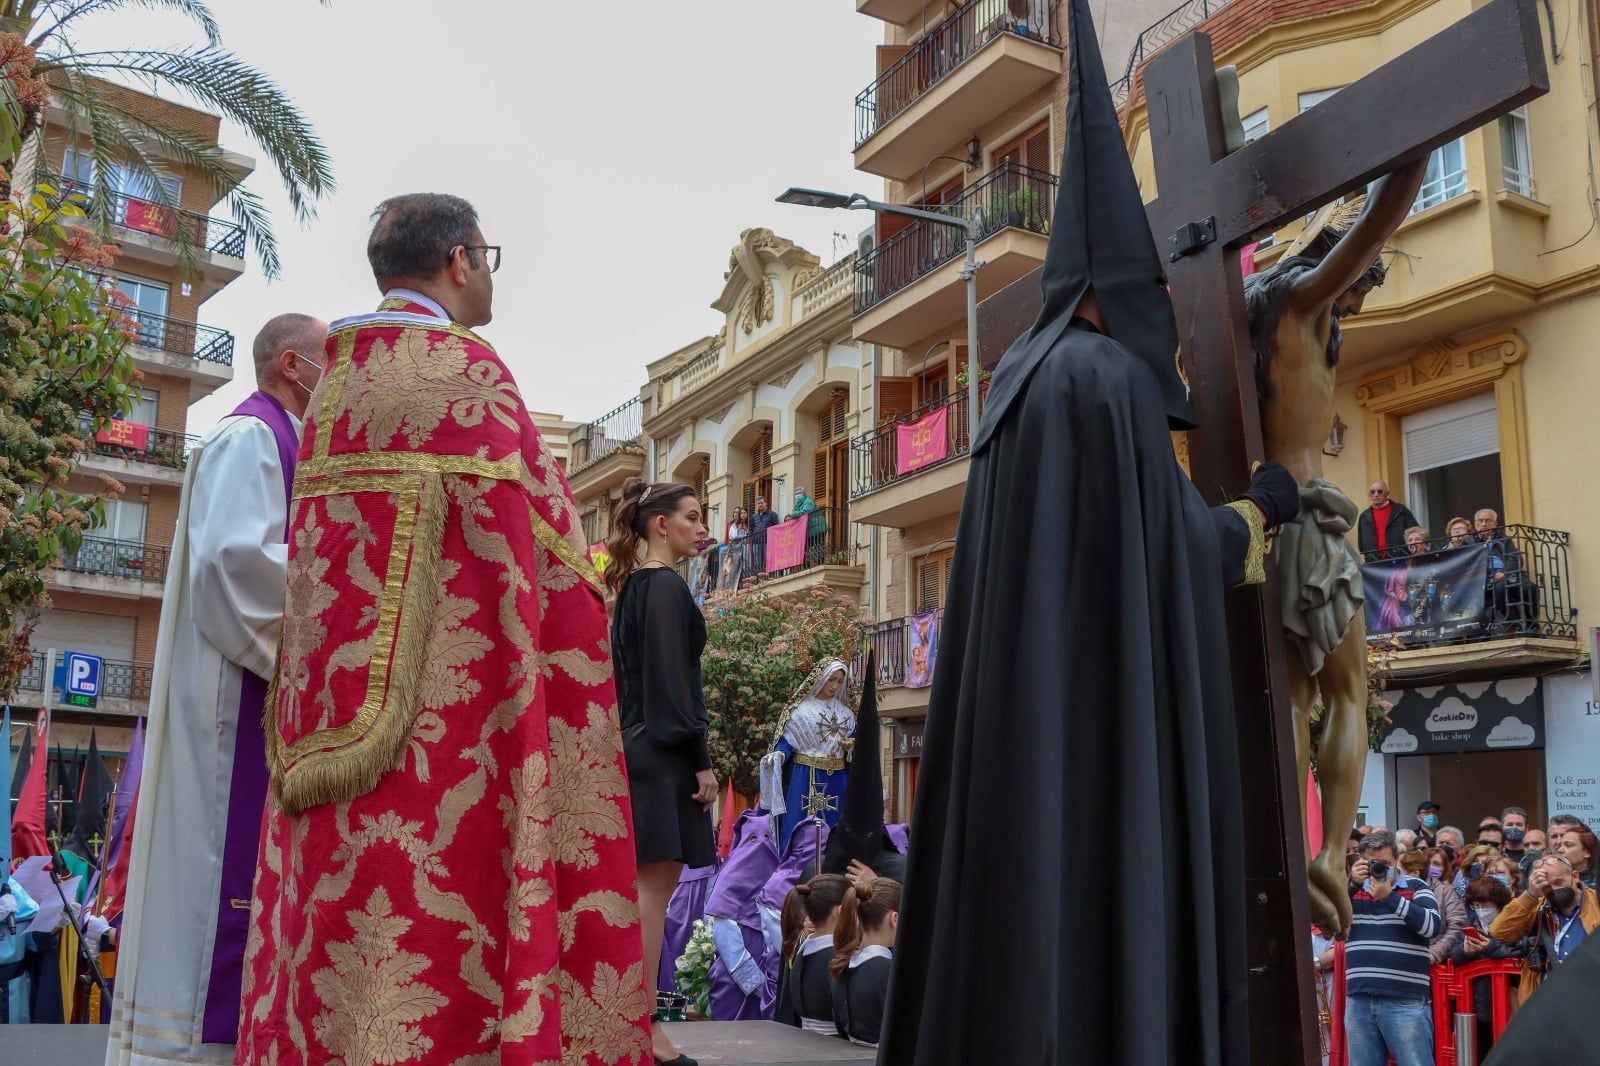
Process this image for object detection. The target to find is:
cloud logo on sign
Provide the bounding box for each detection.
[1486,717,1535,748]
[1496,677,1537,705]
[1382,728,1419,753]
[1427,696,1478,733]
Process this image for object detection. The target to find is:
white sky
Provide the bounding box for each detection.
[76,1,884,433]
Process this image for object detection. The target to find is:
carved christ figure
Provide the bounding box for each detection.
[1243,159,1427,936]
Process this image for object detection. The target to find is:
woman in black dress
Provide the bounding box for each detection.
[606,478,719,1066]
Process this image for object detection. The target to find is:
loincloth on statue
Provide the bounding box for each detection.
[1278,477,1365,676]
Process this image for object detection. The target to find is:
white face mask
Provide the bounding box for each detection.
[294,355,324,397]
[1473,905,1500,927]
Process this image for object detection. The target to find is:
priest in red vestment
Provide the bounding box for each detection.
[238,194,651,1065]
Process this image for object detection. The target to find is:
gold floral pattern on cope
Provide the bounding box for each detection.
[343,330,521,449]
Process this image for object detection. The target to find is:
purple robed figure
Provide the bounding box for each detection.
[703,810,780,1020]
[658,862,719,996]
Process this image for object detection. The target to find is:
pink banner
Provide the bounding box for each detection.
[764,515,807,573]
[895,406,949,475]
[96,419,151,450]
[1240,241,1259,278]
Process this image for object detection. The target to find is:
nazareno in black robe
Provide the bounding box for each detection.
[876,2,1257,1064]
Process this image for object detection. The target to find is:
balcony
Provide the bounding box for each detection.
[52,535,169,599]
[856,0,931,25]
[1365,526,1580,681]
[689,507,867,601]
[121,308,236,397]
[853,162,1056,347]
[567,397,645,500]
[854,1,1062,181]
[77,415,197,487]
[851,610,943,717]
[14,649,153,717]
[651,343,723,417]
[849,391,975,528]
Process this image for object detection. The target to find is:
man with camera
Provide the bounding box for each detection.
[1489,853,1600,1006]
[1345,830,1441,1066]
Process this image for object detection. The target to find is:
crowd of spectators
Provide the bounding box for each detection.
[1326,803,1599,1065]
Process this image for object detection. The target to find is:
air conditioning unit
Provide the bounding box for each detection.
[858,225,876,259]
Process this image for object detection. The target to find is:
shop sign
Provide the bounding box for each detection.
[1377,677,1543,755]
[1543,673,1600,822]
[894,719,924,760]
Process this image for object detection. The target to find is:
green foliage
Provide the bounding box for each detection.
[1,0,335,278]
[0,190,137,700]
[1308,637,1400,770]
[672,919,715,1019]
[701,587,864,798]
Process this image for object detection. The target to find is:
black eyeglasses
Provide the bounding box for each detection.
[453,244,501,273]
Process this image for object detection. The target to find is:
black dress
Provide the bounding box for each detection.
[830,948,892,1046]
[776,935,836,1034]
[611,566,716,867]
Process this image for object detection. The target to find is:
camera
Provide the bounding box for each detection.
[1367,860,1391,882]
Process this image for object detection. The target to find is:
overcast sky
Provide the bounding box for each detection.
[77,1,885,433]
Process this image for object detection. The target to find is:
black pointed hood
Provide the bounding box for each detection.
[822,650,904,879]
[1031,0,1194,429]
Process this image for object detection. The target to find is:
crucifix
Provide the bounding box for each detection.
[976,1,1547,1061]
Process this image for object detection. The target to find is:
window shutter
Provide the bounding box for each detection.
[878,377,915,423]
[814,447,831,508]
[916,548,954,612]
[1025,126,1050,171]
[1402,395,1500,473]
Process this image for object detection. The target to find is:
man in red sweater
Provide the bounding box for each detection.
[1357,480,1421,561]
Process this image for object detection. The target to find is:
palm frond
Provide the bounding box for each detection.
[38,47,333,227]
[30,0,222,50]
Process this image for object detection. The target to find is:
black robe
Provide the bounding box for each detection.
[878,322,1253,1065]
[831,951,892,1046]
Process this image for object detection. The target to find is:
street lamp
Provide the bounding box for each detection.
[777,187,983,426]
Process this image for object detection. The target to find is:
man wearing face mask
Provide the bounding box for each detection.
[1491,854,1600,1006]
[1501,806,1531,861]
[108,313,326,1065]
[1415,799,1442,848]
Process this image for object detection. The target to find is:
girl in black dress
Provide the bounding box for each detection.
[606,478,719,1066]
[828,878,901,1048]
[775,874,850,1035]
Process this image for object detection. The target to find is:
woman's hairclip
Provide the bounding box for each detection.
[640,485,654,504]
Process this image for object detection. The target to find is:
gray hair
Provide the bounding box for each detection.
[367,193,481,285]
[1358,830,1397,856]
[1438,825,1466,843]
[252,312,324,384]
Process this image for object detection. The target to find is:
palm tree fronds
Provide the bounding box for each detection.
[40,47,333,227]
[29,0,222,50]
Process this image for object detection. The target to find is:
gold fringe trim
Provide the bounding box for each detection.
[530,506,604,594]
[1225,499,1269,587]
[269,473,448,814]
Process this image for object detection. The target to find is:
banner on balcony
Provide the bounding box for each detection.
[95,419,151,451]
[588,541,611,574]
[1361,542,1488,643]
[895,407,949,475]
[765,516,807,573]
[1240,241,1259,278]
[122,198,177,238]
[905,611,939,689]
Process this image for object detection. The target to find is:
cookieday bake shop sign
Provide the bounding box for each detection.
[1377,678,1543,755]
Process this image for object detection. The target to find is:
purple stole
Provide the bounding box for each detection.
[201,390,298,1043]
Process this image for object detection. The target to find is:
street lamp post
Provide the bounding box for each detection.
[777,187,984,428]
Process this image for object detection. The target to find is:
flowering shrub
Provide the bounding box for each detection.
[0,188,137,700]
[673,919,716,1018]
[701,586,864,797]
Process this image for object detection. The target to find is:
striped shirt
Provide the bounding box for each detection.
[1346,875,1441,997]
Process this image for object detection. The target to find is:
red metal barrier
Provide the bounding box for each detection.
[1325,944,1522,1066]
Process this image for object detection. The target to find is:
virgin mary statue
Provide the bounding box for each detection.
[758,659,855,849]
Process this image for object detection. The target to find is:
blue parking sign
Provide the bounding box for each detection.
[65,651,103,699]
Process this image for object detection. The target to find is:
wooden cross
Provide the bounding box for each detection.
[976,2,1547,1061]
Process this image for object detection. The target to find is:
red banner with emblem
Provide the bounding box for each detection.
[96,419,151,450]
[895,406,949,475]
[765,515,807,573]
[122,198,177,238]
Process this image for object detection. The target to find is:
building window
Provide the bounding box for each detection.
[126,388,160,427]
[101,498,149,543]
[742,427,773,514]
[1297,89,1341,114]
[115,275,170,348]
[1500,107,1534,198]
[62,148,182,202]
[1402,393,1503,531]
[1241,106,1270,144]
[915,546,954,613]
[1413,138,1469,213]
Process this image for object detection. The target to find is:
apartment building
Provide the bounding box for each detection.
[846,0,1171,817]
[12,80,254,802]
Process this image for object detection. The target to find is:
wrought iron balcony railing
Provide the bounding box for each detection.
[40,171,247,258]
[685,506,858,594]
[17,649,153,703]
[856,1,1061,147]
[851,390,976,499]
[855,161,1057,315]
[78,414,198,470]
[1361,525,1577,648]
[119,307,236,366]
[851,609,944,691]
[59,535,170,585]
[569,397,644,474]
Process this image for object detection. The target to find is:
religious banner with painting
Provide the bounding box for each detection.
[895,406,949,475]
[1361,543,1487,643]
[765,515,807,573]
[95,419,151,451]
[905,611,939,689]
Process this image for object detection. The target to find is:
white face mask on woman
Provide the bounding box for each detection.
[1473,905,1500,928]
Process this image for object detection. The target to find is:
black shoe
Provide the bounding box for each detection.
[654,1056,698,1066]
